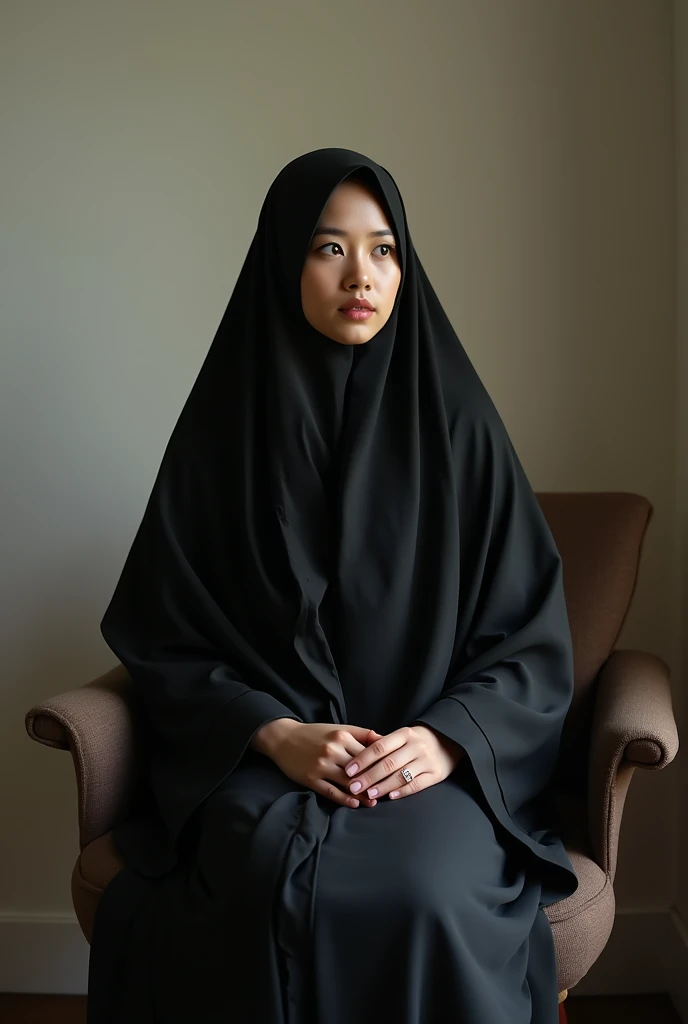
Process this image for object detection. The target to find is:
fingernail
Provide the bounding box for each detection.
[349,798,360,808]
[390,790,400,799]
[350,781,362,793]
[346,764,359,777]
[368,788,378,798]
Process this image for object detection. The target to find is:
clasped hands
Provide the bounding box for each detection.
[342,724,465,807]
[255,718,465,810]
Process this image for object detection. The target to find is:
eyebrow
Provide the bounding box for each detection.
[313,226,396,238]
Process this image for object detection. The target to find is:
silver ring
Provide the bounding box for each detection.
[400,767,414,784]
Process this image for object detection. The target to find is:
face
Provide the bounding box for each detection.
[300,179,402,345]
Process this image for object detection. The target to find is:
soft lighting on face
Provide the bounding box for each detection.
[300,178,401,346]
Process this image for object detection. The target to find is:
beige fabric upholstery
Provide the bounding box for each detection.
[537,492,654,791]
[550,850,615,992]
[548,786,616,991]
[25,664,143,848]
[72,832,124,943]
[25,491,680,999]
[587,649,677,880]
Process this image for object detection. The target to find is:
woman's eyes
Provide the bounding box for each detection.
[318,242,396,258]
[318,242,343,256]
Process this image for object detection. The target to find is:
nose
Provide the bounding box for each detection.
[342,252,372,291]
[344,275,372,292]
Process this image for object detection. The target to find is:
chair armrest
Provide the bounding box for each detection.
[587,649,679,881]
[25,663,144,849]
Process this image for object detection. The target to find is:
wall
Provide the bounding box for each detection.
[0,0,679,993]
[675,0,688,1012]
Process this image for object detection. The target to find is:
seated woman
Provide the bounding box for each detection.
[88,147,579,1024]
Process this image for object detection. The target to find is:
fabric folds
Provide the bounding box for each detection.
[94,147,579,1022]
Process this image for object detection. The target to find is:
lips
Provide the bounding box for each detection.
[339,307,374,321]
[339,298,374,311]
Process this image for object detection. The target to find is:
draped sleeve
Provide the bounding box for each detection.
[100,429,304,849]
[412,400,577,899]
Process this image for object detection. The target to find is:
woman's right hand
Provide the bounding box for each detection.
[251,720,381,808]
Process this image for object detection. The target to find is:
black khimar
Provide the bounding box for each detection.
[92,148,578,1024]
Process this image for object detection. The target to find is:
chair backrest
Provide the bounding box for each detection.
[536,491,653,791]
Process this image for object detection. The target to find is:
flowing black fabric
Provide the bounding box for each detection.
[90,147,579,1023]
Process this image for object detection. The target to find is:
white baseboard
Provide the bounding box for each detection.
[0,912,88,994]
[1,906,688,1008]
[569,907,688,1021]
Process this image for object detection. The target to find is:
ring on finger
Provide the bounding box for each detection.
[399,765,415,784]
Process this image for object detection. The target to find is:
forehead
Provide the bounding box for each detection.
[317,180,392,225]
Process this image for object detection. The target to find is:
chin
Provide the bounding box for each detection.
[331,334,372,346]
[329,319,382,346]
[304,313,382,346]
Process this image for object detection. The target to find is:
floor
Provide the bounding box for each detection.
[566,995,682,1023]
[0,992,682,1022]
[0,995,86,1023]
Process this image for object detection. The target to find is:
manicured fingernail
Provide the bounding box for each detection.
[350,781,362,793]
[349,798,360,807]
[390,790,400,799]
[368,788,378,798]
[346,764,359,777]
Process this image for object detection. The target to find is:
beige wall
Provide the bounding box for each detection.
[1,0,678,946]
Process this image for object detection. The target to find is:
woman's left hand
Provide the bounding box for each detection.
[343,725,465,802]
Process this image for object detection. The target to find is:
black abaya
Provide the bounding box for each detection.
[90,147,579,1023]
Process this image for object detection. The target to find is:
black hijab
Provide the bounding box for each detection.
[101,148,576,894]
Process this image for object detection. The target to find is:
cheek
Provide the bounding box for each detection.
[382,265,402,309]
[301,264,332,309]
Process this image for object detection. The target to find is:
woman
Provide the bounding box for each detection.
[90,147,579,1023]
